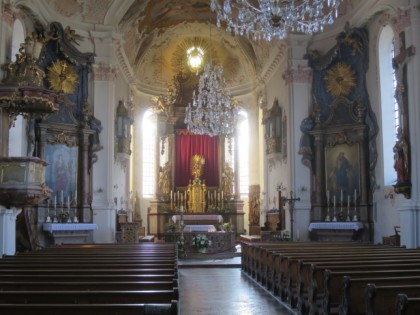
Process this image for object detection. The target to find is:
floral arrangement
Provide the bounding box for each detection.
[191,234,212,251]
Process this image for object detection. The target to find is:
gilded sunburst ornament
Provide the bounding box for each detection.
[324,63,356,97]
[47,60,78,94]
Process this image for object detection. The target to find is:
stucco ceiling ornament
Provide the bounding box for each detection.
[324,62,356,97]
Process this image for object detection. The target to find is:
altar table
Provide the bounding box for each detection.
[308,221,364,241]
[171,214,223,225]
[43,223,97,244]
[183,225,216,232]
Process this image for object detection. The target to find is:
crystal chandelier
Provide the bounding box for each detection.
[185,63,239,137]
[210,0,342,41]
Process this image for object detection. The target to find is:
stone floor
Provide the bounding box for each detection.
[178,245,296,315]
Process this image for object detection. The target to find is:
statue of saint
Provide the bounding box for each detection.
[221,164,234,198]
[394,128,409,183]
[158,162,171,195]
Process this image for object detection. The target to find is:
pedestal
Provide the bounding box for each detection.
[0,206,22,257]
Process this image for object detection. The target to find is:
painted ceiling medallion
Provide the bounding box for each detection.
[324,63,356,97]
[47,60,78,94]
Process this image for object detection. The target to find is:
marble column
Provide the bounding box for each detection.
[0,206,21,257]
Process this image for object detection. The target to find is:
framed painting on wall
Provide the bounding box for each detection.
[44,143,78,203]
[325,143,360,203]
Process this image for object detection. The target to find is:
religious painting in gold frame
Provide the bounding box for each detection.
[44,143,78,202]
[325,143,360,202]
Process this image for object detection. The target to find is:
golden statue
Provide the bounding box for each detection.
[221,164,234,199]
[158,162,171,196]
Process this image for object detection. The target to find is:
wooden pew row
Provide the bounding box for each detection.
[240,242,420,315]
[366,284,420,315]
[0,274,178,283]
[339,276,420,315]
[244,242,410,286]
[396,294,420,315]
[0,289,178,304]
[0,243,179,315]
[308,265,420,315]
[0,268,177,275]
[266,249,420,307]
[0,262,177,270]
[0,280,178,292]
[294,257,420,313]
[0,302,178,315]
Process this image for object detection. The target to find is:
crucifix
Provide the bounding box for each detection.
[285,191,301,240]
[392,31,415,197]
[276,185,286,231]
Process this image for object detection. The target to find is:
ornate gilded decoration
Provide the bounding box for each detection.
[324,63,356,97]
[191,154,205,180]
[47,60,78,94]
[221,164,234,199]
[158,162,171,196]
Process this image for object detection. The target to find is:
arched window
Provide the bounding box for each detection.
[378,25,398,185]
[237,110,249,195]
[142,109,156,197]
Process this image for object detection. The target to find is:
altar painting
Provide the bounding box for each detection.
[45,143,78,201]
[325,143,359,201]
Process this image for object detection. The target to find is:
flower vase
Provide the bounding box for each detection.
[198,247,207,254]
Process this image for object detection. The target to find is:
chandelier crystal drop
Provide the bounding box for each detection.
[210,0,342,41]
[185,63,239,137]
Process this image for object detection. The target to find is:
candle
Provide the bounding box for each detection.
[61,190,64,204]
[340,190,343,204]
[327,190,330,204]
[54,196,57,209]
[180,206,184,213]
[347,195,350,209]
[75,191,77,204]
[354,189,357,204]
[67,196,70,210]
[333,195,336,209]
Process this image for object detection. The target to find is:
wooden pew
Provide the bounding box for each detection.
[0,302,178,315]
[0,280,178,292]
[0,289,178,304]
[322,265,420,314]
[366,284,420,315]
[339,276,420,315]
[396,294,420,315]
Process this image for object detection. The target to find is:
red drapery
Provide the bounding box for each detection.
[175,130,219,187]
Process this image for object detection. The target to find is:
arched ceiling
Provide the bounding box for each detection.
[34,0,284,95]
[28,0,372,96]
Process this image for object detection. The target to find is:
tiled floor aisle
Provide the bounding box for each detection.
[179,268,295,315]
